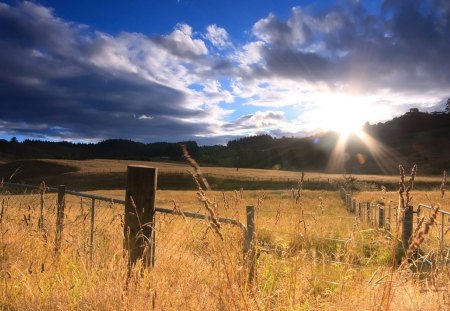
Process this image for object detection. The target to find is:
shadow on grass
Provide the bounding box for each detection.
[3,170,440,192]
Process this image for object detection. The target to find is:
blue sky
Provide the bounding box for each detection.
[0,0,449,144]
[36,1,344,37]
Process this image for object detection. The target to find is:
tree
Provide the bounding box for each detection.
[10,136,18,143]
[446,98,450,114]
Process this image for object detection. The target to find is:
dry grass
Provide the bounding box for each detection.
[1,182,449,310]
[0,151,448,310]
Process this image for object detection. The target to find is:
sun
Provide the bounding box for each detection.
[325,112,365,136]
[311,94,370,136]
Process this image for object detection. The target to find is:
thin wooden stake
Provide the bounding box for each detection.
[55,185,65,254]
[244,205,256,286]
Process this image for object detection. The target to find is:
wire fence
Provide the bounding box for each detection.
[5,178,447,288]
[340,188,394,230]
[0,181,249,279]
[339,187,450,262]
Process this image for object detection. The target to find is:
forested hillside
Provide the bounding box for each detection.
[1,110,449,174]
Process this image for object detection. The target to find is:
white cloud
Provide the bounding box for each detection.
[138,115,154,120]
[223,110,286,134]
[205,24,231,48]
[234,41,265,68]
[165,23,208,56]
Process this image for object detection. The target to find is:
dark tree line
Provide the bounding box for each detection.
[0,139,199,162]
[1,109,449,174]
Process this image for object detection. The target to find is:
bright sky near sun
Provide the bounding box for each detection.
[0,0,449,144]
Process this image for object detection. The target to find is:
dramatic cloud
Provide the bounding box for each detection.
[242,1,450,94]
[228,0,450,137]
[0,1,449,143]
[0,2,231,141]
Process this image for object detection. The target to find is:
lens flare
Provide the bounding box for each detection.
[356,153,366,165]
[326,130,405,173]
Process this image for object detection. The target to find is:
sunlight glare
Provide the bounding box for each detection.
[307,94,373,136]
[320,93,403,173]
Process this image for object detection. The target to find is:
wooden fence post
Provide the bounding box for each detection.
[379,203,385,228]
[402,206,414,256]
[55,185,65,254]
[124,166,157,268]
[366,203,370,223]
[244,205,256,286]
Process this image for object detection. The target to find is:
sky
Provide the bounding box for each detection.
[0,0,449,144]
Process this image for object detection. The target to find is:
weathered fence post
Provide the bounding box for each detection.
[379,203,385,228]
[402,206,414,255]
[124,166,157,268]
[244,205,256,286]
[55,185,66,254]
[366,203,370,223]
[90,198,95,265]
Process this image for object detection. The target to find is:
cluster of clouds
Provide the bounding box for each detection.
[0,0,449,143]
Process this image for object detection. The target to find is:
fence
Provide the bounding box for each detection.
[0,165,256,284]
[339,188,393,230]
[339,187,450,263]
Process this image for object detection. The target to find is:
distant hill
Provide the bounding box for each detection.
[0,110,449,174]
[365,111,450,173]
[0,159,77,182]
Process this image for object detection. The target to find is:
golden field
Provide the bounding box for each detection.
[0,175,449,310]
